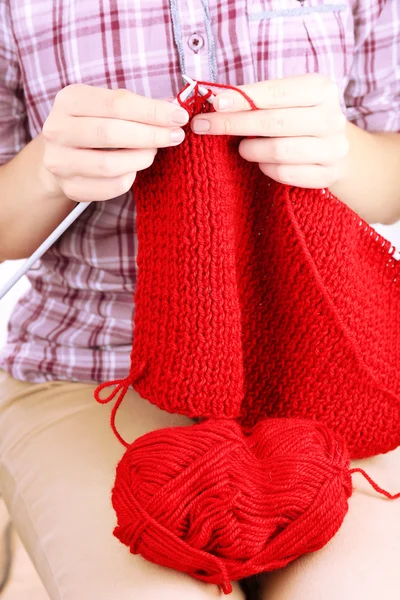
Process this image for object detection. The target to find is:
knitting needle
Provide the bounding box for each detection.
[0,80,197,302]
[0,200,90,301]
[182,75,215,104]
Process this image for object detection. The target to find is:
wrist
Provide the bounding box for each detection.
[328,122,357,206]
[35,134,75,206]
[329,124,400,225]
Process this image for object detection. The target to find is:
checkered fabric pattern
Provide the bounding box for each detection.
[0,0,399,383]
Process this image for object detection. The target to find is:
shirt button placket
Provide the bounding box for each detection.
[177,1,209,81]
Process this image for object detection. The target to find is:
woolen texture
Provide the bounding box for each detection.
[96,92,400,592]
[112,418,353,591]
[130,103,400,458]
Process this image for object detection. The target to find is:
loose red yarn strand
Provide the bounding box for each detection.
[94,360,147,448]
[94,379,131,448]
[349,468,400,499]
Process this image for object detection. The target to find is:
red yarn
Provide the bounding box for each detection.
[112,418,353,593]
[95,82,400,592]
[94,360,147,447]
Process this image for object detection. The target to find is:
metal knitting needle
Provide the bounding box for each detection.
[0,80,197,302]
[182,75,215,104]
[177,77,197,103]
[0,201,91,301]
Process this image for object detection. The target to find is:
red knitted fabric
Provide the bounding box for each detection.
[95,86,400,592]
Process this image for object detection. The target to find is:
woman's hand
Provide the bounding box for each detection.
[41,84,189,202]
[191,74,349,190]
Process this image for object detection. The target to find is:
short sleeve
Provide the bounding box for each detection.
[0,1,30,166]
[344,0,400,133]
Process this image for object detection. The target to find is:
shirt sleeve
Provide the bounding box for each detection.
[0,2,30,166]
[344,0,400,133]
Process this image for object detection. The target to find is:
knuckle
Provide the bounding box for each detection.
[115,174,135,196]
[322,167,338,188]
[270,138,289,162]
[150,126,164,148]
[323,77,339,100]
[308,74,337,105]
[62,180,81,202]
[307,72,325,93]
[105,88,129,117]
[325,111,346,134]
[54,85,71,106]
[138,149,157,170]
[238,140,248,159]
[42,117,59,142]
[145,101,160,125]
[223,117,233,135]
[335,112,347,132]
[54,84,81,111]
[96,123,113,146]
[99,154,118,177]
[308,72,326,84]
[258,117,270,135]
[267,115,284,136]
[43,153,59,175]
[310,72,329,88]
[275,164,292,183]
[149,148,158,163]
[271,84,286,106]
[150,126,158,147]
[321,108,335,135]
[334,136,350,160]
[322,119,331,136]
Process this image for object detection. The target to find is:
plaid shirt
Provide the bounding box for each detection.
[0,0,399,383]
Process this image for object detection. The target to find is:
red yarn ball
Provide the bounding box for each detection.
[111,418,353,594]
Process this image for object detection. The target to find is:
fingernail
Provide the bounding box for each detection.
[217,96,234,111]
[192,119,211,133]
[171,109,189,125]
[170,129,185,143]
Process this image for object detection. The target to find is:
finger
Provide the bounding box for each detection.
[59,173,137,203]
[239,135,349,166]
[43,145,157,178]
[213,74,338,112]
[258,163,341,189]
[44,115,185,149]
[54,84,189,126]
[191,107,346,138]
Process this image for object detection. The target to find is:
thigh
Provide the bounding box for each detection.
[0,371,245,600]
[259,447,400,600]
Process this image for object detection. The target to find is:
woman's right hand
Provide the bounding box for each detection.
[41,84,189,202]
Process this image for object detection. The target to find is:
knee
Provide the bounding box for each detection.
[63,577,245,600]
[129,579,246,600]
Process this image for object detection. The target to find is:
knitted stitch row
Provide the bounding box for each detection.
[95,85,400,593]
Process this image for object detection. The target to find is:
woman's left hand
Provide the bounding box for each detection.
[191,74,350,190]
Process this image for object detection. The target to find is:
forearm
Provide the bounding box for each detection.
[0,134,75,261]
[330,123,400,225]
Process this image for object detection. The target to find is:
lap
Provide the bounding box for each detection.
[2,369,399,600]
[0,370,244,600]
[259,445,400,600]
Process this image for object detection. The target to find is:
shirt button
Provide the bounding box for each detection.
[188,33,205,53]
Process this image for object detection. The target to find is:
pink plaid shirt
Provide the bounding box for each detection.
[0,0,399,383]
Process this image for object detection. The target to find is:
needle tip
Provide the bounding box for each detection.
[182,74,195,86]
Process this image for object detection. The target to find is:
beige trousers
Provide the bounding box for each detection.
[2,367,400,600]
[0,370,245,600]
